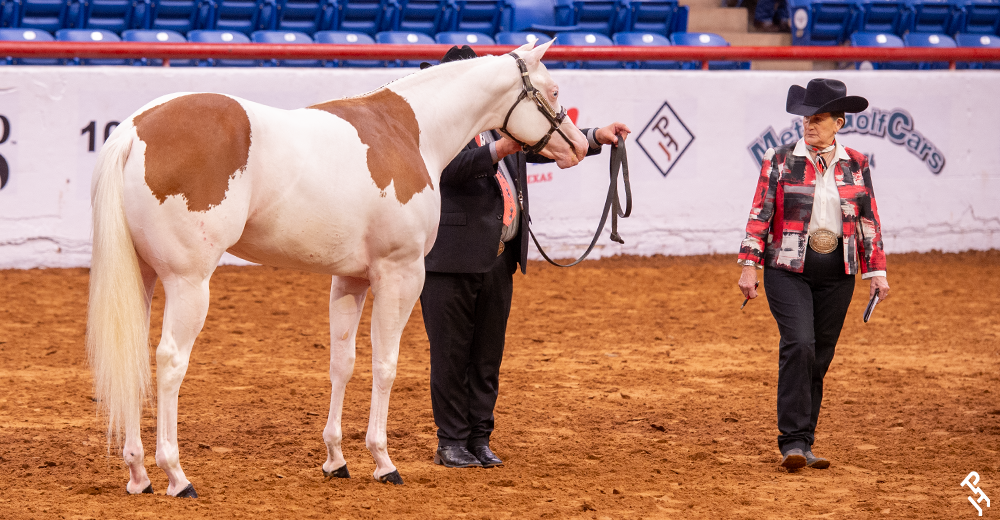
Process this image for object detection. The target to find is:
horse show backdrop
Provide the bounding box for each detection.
[0,67,997,269]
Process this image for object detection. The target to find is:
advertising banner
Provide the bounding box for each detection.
[1,67,997,269]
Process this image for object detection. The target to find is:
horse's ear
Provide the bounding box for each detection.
[522,38,555,65]
[515,41,535,53]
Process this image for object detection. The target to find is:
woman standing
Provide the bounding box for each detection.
[737,79,890,471]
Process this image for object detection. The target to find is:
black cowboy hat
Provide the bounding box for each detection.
[786,78,868,116]
[419,45,477,69]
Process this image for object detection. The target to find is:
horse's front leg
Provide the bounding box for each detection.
[155,274,211,497]
[322,276,369,480]
[365,260,425,485]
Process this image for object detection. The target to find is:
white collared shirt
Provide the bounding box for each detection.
[793,138,847,238]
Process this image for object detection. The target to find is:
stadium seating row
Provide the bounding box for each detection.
[0,27,748,68]
[0,0,687,38]
[789,0,1000,46]
[851,30,1000,68]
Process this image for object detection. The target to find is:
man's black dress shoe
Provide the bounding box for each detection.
[434,446,482,468]
[805,450,830,469]
[780,448,807,470]
[469,445,503,468]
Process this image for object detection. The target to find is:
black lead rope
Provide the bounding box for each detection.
[520,133,632,268]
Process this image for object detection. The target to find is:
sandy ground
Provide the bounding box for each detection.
[0,251,998,519]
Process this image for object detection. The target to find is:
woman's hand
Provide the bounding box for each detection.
[870,276,890,301]
[738,265,759,299]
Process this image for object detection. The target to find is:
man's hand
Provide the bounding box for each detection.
[595,122,632,146]
[870,275,890,301]
[738,265,759,299]
[495,137,522,160]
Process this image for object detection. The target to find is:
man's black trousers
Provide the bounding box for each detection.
[764,240,855,453]
[420,248,515,448]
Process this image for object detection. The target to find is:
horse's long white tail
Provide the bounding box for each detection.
[86,122,151,447]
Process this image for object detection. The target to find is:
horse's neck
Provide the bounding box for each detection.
[387,56,520,178]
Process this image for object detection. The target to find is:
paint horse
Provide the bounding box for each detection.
[87,40,588,497]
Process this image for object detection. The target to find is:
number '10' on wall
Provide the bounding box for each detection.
[81,121,120,152]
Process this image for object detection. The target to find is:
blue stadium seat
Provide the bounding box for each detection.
[849,31,916,69]
[375,30,434,67]
[15,0,71,32]
[335,0,392,35]
[314,29,377,66]
[56,28,129,64]
[955,32,1000,68]
[670,31,748,69]
[187,29,254,65]
[435,30,494,45]
[451,0,507,35]
[612,31,680,69]
[955,0,1000,35]
[854,0,910,35]
[506,0,554,31]
[553,0,628,36]
[151,0,211,33]
[626,0,687,36]
[276,0,335,35]
[252,29,317,65]
[123,28,193,66]
[0,27,59,65]
[788,0,859,45]
[395,0,451,36]
[907,0,962,34]
[904,31,956,69]
[79,0,152,33]
[212,0,271,34]
[554,31,618,68]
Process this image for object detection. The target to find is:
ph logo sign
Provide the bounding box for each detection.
[962,471,990,516]
[636,101,694,177]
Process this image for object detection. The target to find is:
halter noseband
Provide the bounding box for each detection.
[499,52,579,157]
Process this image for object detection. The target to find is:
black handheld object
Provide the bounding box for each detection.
[863,290,880,323]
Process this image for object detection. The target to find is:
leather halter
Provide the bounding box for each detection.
[499,52,579,157]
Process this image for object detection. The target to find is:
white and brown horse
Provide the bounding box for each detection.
[87,40,587,497]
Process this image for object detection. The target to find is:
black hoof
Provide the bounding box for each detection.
[126,483,154,495]
[375,470,403,486]
[174,483,198,498]
[323,464,350,480]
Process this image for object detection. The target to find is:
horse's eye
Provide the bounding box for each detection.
[553,90,559,98]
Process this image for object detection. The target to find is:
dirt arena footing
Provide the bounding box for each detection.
[1,251,997,519]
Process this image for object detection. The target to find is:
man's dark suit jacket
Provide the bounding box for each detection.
[424,130,601,275]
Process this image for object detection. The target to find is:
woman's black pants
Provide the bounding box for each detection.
[764,241,855,453]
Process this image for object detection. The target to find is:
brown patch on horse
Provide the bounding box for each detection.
[133,93,252,212]
[309,89,431,204]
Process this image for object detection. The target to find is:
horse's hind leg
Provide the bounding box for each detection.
[154,273,212,497]
[322,276,369,479]
[365,260,425,485]
[124,257,158,495]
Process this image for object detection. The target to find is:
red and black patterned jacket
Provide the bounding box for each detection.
[738,140,887,276]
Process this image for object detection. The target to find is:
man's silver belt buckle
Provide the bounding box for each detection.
[497,241,505,256]
[809,229,838,254]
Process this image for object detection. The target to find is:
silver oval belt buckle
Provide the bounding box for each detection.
[809,229,838,254]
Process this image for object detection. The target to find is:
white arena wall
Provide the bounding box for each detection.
[0,67,997,269]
